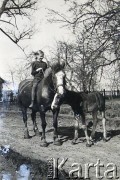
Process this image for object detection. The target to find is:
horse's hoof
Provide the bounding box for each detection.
[91,141,94,145]
[24,135,31,139]
[90,136,95,142]
[54,140,62,146]
[103,137,109,142]
[40,142,48,147]
[90,139,95,144]
[24,134,30,139]
[86,143,92,147]
[24,130,30,139]
[35,130,41,136]
[71,140,76,145]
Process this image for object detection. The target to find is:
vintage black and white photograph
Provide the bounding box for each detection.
[0,0,120,179]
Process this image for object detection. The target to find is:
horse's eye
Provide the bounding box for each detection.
[34,52,39,56]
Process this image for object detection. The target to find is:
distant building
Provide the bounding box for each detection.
[0,77,5,101]
[2,81,18,102]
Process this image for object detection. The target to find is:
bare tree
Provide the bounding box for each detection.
[48,33,105,91]
[49,40,79,90]
[8,61,31,88]
[48,0,120,65]
[0,0,38,51]
[47,0,120,91]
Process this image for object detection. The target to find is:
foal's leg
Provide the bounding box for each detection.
[80,112,91,147]
[90,111,98,141]
[52,108,61,146]
[40,111,48,147]
[31,110,40,136]
[72,114,79,144]
[72,113,91,147]
[102,111,107,141]
[22,107,30,139]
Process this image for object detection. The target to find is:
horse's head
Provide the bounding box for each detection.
[51,70,66,110]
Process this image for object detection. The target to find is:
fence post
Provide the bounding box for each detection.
[103,89,105,97]
[117,89,119,97]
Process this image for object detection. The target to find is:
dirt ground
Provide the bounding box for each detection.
[0,105,120,179]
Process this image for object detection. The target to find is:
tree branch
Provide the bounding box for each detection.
[0,0,9,17]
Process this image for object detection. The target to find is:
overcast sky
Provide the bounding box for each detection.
[0,0,73,80]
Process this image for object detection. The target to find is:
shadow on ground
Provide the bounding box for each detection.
[47,123,120,145]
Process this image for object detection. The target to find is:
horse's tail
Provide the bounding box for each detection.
[95,92,105,112]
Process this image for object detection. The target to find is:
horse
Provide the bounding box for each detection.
[79,91,108,142]
[51,89,92,147]
[52,90,108,146]
[18,66,66,147]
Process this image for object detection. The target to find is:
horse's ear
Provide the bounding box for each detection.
[51,61,65,73]
[51,62,60,72]
[32,51,35,55]
[60,60,65,69]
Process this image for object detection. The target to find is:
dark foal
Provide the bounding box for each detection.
[52,90,108,146]
[52,89,92,147]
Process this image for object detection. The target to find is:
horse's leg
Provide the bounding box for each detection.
[52,109,62,146]
[72,112,91,147]
[101,111,108,141]
[31,110,40,136]
[80,112,92,147]
[90,111,98,141]
[39,111,48,147]
[22,107,30,139]
[72,114,79,145]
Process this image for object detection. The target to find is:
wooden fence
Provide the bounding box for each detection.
[100,89,120,99]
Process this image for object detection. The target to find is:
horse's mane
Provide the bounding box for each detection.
[41,67,53,86]
[79,92,88,100]
[44,67,52,78]
[65,89,83,101]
